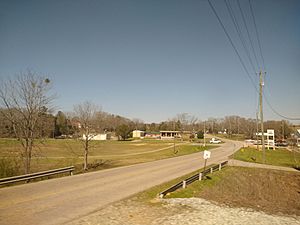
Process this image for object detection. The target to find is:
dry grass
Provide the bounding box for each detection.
[0,138,214,176]
[199,167,300,216]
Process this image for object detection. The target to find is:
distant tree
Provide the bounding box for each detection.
[0,71,54,174]
[172,113,198,131]
[159,122,170,131]
[197,131,204,139]
[37,108,55,138]
[0,109,14,137]
[54,111,69,136]
[73,101,100,171]
[132,118,145,131]
[116,124,132,140]
[148,123,158,132]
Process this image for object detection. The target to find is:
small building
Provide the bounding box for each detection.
[144,132,161,139]
[132,130,145,138]
[82,133,111,141]
[296,129,300,147]
[256,129,275,150]
[160,131,181,139]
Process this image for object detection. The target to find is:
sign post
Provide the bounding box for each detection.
[203,150,211,173]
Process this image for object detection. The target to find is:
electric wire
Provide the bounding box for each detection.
[207,0,257,91]
[208,0,299,121]
[248,1,299,120]
[263,92,300,120]
[237,0,260,70]
[249,0,266,70]
[224,0,257,74]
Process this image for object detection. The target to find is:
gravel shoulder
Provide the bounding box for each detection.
[67,197,300,225]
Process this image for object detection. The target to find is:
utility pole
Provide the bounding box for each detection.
[256,111,259,152]
[203,121,206,147]
[259,70,266,163]
[282,120,285,140]
[173,121,176,154]
[237,117,239,135]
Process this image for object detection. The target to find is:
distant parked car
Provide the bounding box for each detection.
[210,138,221,144]
[275,140,288,147]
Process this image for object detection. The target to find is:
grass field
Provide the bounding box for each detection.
[0,138,215,177]
[232,147,300,168]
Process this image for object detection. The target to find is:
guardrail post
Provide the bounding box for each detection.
[183,180,186,189]
[219,163,222,171]
[70,171,73,176]
[199,173,202,181]
[159,194,164,199]
[210,168,213,173]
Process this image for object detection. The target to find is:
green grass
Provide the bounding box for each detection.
[0,138,216,176]
[233,147,300,168]
[135,164,222,202]
[135,170,200,202]
[165,169,225,199]
[215,134,245,141]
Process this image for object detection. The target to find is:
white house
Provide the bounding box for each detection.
[132,130,145,138]
[82,133,111,141]
[256,129,275,150]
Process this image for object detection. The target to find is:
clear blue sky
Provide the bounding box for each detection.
[0,0,299,123]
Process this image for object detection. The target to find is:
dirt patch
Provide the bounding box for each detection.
[198,167,300,216]
[67,198,173,225]
[131,144,146,146]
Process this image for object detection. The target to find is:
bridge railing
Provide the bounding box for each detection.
[0,166,75,186]
[159,161,228,198]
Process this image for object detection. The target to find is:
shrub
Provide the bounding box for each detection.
[0,157,21,178]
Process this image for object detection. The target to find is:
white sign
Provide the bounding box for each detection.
[203,150,211,159]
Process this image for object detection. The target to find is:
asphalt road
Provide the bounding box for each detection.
[0,139,242,225]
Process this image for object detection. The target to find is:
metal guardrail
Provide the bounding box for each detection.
[0,166,75,186]
[159,161,228,198]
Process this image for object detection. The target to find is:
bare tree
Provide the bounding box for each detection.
[73,101,100,171]
[132,118,145,130]
[173,113,198,131]
[0,71,54,174]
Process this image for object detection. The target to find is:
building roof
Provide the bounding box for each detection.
[160,131,180,133]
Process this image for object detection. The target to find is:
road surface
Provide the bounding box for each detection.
[0,139,242,225]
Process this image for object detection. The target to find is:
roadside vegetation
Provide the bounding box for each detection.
[233,147,300,168]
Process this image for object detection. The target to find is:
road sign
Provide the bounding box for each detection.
[203,150,211,159]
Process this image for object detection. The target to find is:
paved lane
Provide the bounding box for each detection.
[0,139,242,225]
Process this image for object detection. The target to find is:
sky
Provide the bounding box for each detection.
[0,0,299,123]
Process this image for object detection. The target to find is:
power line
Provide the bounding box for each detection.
[237,0,260,70]
[208,0,299,121]
[246,1,299,120]
[224,0,257,74]
[263,93,300,120]
[207,0,257,91]
[249,0,266,70]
